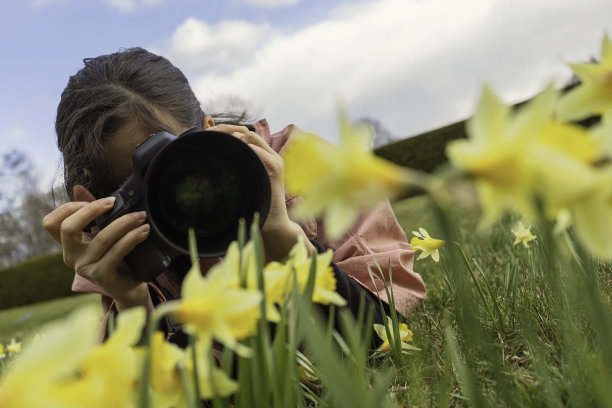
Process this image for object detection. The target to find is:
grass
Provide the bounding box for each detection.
[2,194,612,407]
[0,293,101,344]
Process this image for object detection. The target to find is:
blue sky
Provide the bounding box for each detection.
[2,0,612,191]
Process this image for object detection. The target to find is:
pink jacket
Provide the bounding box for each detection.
[73,120,427,336]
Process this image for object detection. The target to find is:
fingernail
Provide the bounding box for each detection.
[134,211,147,221]
[101,197,116,207]
[138,224,150,234]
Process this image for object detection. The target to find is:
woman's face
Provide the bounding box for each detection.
[105,113,188,183]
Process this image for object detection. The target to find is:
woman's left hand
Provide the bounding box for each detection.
[205,124,314,259]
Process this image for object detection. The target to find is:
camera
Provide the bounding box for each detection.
[95,128,271,282]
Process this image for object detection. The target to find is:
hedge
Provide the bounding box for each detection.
[0,252,76,310]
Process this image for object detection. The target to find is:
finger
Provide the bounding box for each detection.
[60,197,116,249]
[207,124,250,135]
[73,185,96,202]
[94,223,151,278]
[240,131,276,155]
[248,144,285,179]
[42,201,89,243]
[80,211,148,264]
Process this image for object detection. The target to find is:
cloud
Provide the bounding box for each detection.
[161,0,612,143]
[107,0,166,13]
[240,0,300,8]
[164,18,271,74]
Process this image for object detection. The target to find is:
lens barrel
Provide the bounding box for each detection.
[144,130,270,258]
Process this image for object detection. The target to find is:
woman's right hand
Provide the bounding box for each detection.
[42,185,152,310]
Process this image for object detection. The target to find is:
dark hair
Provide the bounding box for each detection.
[56,47,245,200]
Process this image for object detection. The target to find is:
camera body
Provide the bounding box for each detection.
[95,128,271,282]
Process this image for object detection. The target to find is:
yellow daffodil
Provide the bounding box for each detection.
[511,221,536,248]
[50,307,147,408]
[373,316,414,353]
[286,237,347,306]
[447,84,611,228]
[0,344,5,360]
[446,84,555,225]
[0,306,100,408]
[149,331,186,408]
[283,112,413,239]
[557,33,612,121]
[6,339,21,354]
[148,331,237,406]
[410,228,444,262]
[158,243,262,354]
[184,341,238,400]
[241,241,289,322]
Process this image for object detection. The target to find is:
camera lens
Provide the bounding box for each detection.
[144,130,270,257]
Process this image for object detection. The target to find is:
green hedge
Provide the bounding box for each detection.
[0,252,76,310]
[374,120,466,172]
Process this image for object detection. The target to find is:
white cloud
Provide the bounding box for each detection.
[240,0,300,8]
[107,0,166,13]
[161,0,612,144]
[165,18,271,74]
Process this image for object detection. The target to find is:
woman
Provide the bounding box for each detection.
[42,47,426,343]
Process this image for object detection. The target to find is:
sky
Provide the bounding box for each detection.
[1,0,612,191]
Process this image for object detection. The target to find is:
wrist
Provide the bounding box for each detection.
[262,220,315,261]
[114,283,153,312]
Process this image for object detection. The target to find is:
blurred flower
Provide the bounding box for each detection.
[511,221,536,248]
[446,84,612,242]
[184,342,238,400]
[149,331,186,408]
[373,316,414,353]
[287,237,347,306]
[0,344,5,360]
[283,112,413,239]
[241,241,288,323]
[6,339,21,355]
[0,306,100,408]
[557,33,612,121]
[50,307,147,408]
[410,228,445,262]
[158,243,261,355]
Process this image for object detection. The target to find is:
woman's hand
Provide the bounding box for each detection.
[206,124,315,259]
[42,185,153,311]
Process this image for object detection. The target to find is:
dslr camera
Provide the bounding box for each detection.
[94,128,271,282]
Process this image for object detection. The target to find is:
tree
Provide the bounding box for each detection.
[0,150,60,268]
[354,117,398,149]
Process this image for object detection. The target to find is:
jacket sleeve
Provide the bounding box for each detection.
[314,200,427,318]
[262,120,427,319]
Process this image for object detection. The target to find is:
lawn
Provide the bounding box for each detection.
[0,293,101,345]
[2,194,612,407]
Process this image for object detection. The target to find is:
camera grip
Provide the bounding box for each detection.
[124,236,173,282]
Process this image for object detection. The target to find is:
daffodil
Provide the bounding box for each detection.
[5,339,21,354]
[241,241,289,322]
[447,84,610,223]
[158,242,262,354]
[557,33,612,121]
[511,221,536,248]
[410,228,444,262]
[283,112,413,239]
[149,331,186,408]
[0,344,5,360]
[184,341,238,400]
[50,307,147,408]
[373,316,414,353]
[286,237,347,306]
[0,306,100,408]
[148,331,238,406]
